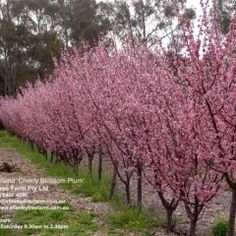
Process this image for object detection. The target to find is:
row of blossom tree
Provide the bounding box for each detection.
[0,1,236,235]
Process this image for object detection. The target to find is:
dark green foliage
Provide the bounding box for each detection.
[212,215,228,236]
[217,0,236,34]
[0,0,110,96]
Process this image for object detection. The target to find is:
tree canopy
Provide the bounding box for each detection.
[0,0,235,96]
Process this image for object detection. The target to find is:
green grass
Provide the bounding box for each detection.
[108,206,156,233]
[13,205,98,236]
[108,192,165,232]
[0,130,111,202]
[0,130,161,235]
[15,209,98,236]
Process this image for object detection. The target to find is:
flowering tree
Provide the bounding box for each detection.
[167,0,236,235]
[1,1,236,235]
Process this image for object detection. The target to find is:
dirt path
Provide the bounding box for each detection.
[86,156,232,236]
[127,173,231,236]
[3,146,229,236]
[0,148,115,236]
[0,147,181,236]
[0,148,111,213]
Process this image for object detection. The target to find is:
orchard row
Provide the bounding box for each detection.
[1,2,236,235]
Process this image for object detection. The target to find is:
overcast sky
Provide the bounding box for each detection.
[98,0,203,22]
[97,0,202,15]
[97,0,204,42]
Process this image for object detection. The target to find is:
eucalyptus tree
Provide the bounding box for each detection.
[100,0,195,48]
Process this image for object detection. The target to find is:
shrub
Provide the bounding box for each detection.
[212,214,227,236]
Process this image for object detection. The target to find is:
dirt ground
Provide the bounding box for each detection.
[0,147,181,236]
[81,155,232,236]
[0,147,232,235]
[0,148,113,236]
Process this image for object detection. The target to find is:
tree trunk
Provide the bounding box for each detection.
[50,153,54,162]
[109,167,117,199]
[227,188,236,236]
[98,149,103,181]
[166,209,175,233]
[30,141,34,150]
[125,181,131,204]
[43,150,47,159]
[38,147,43,154]
[188,218,197,236]
[137,163,142,208]
[88,157,93,174]
[73,166,79,177]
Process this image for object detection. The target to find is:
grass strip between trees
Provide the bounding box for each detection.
[0,130,161,235]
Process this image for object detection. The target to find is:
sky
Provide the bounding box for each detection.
[97,0,202,15]
[97,0,204,30]
[97,0,204,47]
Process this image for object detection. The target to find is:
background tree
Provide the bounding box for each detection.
[0,0,110,96]
[217,0,236,34]
[102,0,195,48]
